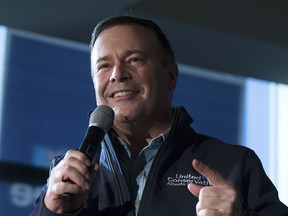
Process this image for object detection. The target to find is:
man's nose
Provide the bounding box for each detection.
[109,63,132,82]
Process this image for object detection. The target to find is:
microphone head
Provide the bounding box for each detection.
[89,105,114,132]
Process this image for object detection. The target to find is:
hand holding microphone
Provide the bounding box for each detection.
[44,105,114,214]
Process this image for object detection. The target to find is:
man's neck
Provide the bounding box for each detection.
[113,120,173,156]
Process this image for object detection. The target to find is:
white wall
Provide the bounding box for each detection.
[242,78,288,205]
[0,25,8,156]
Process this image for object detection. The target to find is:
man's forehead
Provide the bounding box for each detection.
[92,27,156,53]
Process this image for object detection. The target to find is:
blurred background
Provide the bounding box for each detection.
[0,0,287,215]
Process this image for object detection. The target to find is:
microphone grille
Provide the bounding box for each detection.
[89,105,115,132]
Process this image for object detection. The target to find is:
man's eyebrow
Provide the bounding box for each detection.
[125,50,150,57]
[95,50,150,64]
[96,56,111,64]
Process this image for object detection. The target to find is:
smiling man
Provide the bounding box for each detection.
[31,15,288,216]
[91,23,177,155]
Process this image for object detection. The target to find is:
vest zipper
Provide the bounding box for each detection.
[137,108,181,215]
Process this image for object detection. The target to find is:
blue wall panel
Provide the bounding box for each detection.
[1,33,94,167]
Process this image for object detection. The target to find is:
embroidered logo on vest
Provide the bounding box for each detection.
[166,174,212,187]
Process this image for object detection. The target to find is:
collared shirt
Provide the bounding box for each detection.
[114,129,170,215]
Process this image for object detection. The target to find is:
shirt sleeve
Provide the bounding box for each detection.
[29,155,78,216]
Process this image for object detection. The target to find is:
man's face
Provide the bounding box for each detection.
[91,24,177,125]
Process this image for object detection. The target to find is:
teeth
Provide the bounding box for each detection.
[113,91,133,98]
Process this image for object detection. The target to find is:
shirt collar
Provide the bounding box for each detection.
[110,127,171,147]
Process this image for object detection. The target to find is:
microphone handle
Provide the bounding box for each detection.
[78,126,105,161]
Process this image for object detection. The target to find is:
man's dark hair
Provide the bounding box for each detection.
[90,15,175,65]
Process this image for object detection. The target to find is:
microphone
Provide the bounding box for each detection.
[78,105,114,161]
[61,105,114,201]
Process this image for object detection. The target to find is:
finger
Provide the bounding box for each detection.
[187,182,203,197]
[192,159,226,186]
[64,150,91,167]
[51,156,91,190]
[52,165,89,191]
[64,157,91,179]
[55,181,84,196]
[56,157,90,179]
[196,187,243,215]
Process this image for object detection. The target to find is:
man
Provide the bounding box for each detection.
[30,15,288,215]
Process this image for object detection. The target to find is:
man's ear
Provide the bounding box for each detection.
[168,63,178,91]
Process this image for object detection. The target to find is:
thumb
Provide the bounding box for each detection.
[88,164,99,185]
[192,159,226,186]
[188,182,203,197]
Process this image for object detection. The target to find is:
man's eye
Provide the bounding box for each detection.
[98,64,109,71]
[129,58,138,62]
[129,57,144,65]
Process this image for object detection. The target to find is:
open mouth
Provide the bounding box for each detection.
[113,91,135,98]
